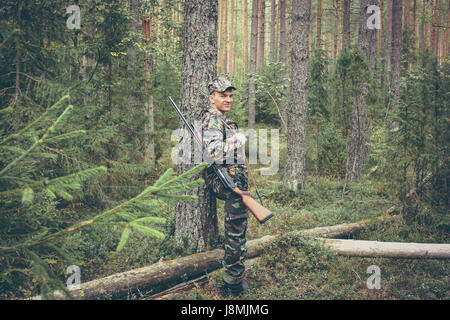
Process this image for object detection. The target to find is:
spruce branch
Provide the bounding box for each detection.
[0,163,208,253]
[0,104,74,177]
[0,95,70,146]
[0,166,107,199]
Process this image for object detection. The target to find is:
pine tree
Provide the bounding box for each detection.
[0,95,208,298]
[283,0,311,191]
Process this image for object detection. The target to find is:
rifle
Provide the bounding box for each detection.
[168,96,274,224]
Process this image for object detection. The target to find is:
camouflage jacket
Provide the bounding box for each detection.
[200,105,248,180]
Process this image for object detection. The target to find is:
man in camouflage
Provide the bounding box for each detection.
[201,77,249,296]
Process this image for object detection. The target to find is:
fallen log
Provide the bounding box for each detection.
[32,215,400,300]
[320,238,450,259]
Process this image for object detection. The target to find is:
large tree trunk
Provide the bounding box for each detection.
[248,0,259,129]
[175,0,218,251]
[345,0,378,183]
[283,0,310,192]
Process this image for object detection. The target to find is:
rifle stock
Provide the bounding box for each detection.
[233,188,274,224]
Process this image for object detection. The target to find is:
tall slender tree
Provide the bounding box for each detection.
[378,0,384,57]
[175,0,219,251]
[257,0,266,71]
[386,0,393,69]
[279,0,287,66]
[431,0,441,57]
[221,0,228,74]
[270,0,278,62]
[229,0,235,76]
[343,0,351,50]
[249,0,259,128]
[420,0,427,51]
[345,0,378,183]
[244,0,249,73]
[283,0,311,191]
[388,0,403,119]
[444,0,450,59]
[405,0,411,32]
[315,0,322,49]
[143,10,155,164]
[333,0,340,61]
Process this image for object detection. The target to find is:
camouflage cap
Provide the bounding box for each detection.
[208,77,236,95]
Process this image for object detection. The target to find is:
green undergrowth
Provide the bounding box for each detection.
[161,175,449,300]
[176,228,448,300]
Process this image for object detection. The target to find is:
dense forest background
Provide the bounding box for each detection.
[0,0,448,299]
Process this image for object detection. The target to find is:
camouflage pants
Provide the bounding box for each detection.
[205,165,249,285]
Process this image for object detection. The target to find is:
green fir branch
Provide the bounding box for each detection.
[0,95,70,146]
[0,163,207,252]
[0,104,74,177]
[0,167,107,199]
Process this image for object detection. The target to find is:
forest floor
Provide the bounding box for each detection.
[139,171,449,300]
[38,129,447,301]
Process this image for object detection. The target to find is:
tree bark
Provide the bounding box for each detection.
[386,0,393,68]
[345,0,377,184]
[343,0,351,50]
[420,0,426,51]
[413,0,417,51]
[431,0,441,57]
[257,0,266,71]
[222,0,228,74]
[143,13,155,164]
[283,0,310,192]
[333,0,339,61]
[444,0,449,59]
[279,0,287,66]
[229,0,235,76]
[217,0,223,73]
[244,0,249,74]
[388,0,403,118]
[270,0,277,62]
[404,0,410,31]
[315,0,322,49]
[175,0,219,251]
[378,0,383,57]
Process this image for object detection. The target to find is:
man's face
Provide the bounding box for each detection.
[209,89,233,114]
